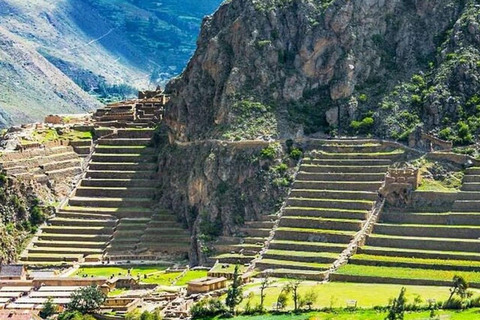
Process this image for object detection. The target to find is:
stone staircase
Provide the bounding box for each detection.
[21,128,189,265]
[254,139,402,280]
[335,166,480,285]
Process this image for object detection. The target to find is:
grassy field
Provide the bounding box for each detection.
[210,309,480,320]
[336,265,480,283]
[74,265,168,278]
[237,281,479,310]
[74,266,208,286]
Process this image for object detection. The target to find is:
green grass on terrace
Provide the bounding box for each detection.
[73,266,207,286]
[276,227,356,235]
[336,265,480,283]
[376,222,480,229]
[319,149,404,156]
[218,309,480,320]
[259,259,329,269]
[417,179,459,192]
[350,254,480,268]
[266,250,339,259]
[74,265,168,278]
[209,264,247,274]
[361,245,480,257]
[286,207,368,214]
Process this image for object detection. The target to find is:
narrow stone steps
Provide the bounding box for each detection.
[75,186,155,198]
[261,268,326,281]
[300,164,389,173]
[98,138,152,146]
[94,146,156,154]
[89,162,157,171]
[461,183,480,191]
[280,216,363,231]
[46,167,82,178]
[269,240,346,253]
[299,158,392,166]
[68,197,153,208]
[373,223,480,239]
[293,181,383,191]
[290,189,378,201]
[359,246,480,262]
[41,159,82,172]
[21,254,83,262]
[263,249,338,263]
[116,129,155,139]
[457,192,480,200]
[27,247,103,255]
[296,172,386,182]
[33,240,106,249]
[38,233,112,241]
[212,254,256,265]
[287,198,374,210]
[62,206,153,218]
[284,207,368,220]
[91,154,157,163]
[275,227,355,243]
[320,144,386,153]
[463,175,480,183]
[49,217,116,227]
[315,150,402,159]
[238,228,271,238]
[380,211,480,226]
[452,200,480,211]
[41,226,114,235]
[81,179,153,188]
[349,254,480,272]
[256,258,330,271]
[86,170,154,179]
[367,234,480,253]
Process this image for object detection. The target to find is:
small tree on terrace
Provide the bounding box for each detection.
[447,275,469,305]
[225,265,243,314]
[39,297,57,319]
[288,279,303,312]
[259,272,272,312]
[385,287,406,320]
[66,285,106,314]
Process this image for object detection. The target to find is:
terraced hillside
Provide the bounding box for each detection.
[211,214,277,265]
[21,128,190,265]
[334,166,480,286]
[254,140,403,280]
[210,140,403,279]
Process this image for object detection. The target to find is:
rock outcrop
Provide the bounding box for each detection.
[165,0,468,141]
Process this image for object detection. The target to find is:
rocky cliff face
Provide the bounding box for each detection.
[0,175,55,263]
[165,0,476,141]
[155,136,296,264]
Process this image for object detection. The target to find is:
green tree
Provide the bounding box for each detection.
[276,284,292,311]
[287,279,303,312]
[259,272,272,312]
[447,275,469,305]
[39,297,57,319]
[304,289,318,311]
[66,285,106,314]
[225,265,243,314]
[386,287,406,320]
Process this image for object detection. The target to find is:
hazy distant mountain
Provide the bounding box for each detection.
[0,0,221,127]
